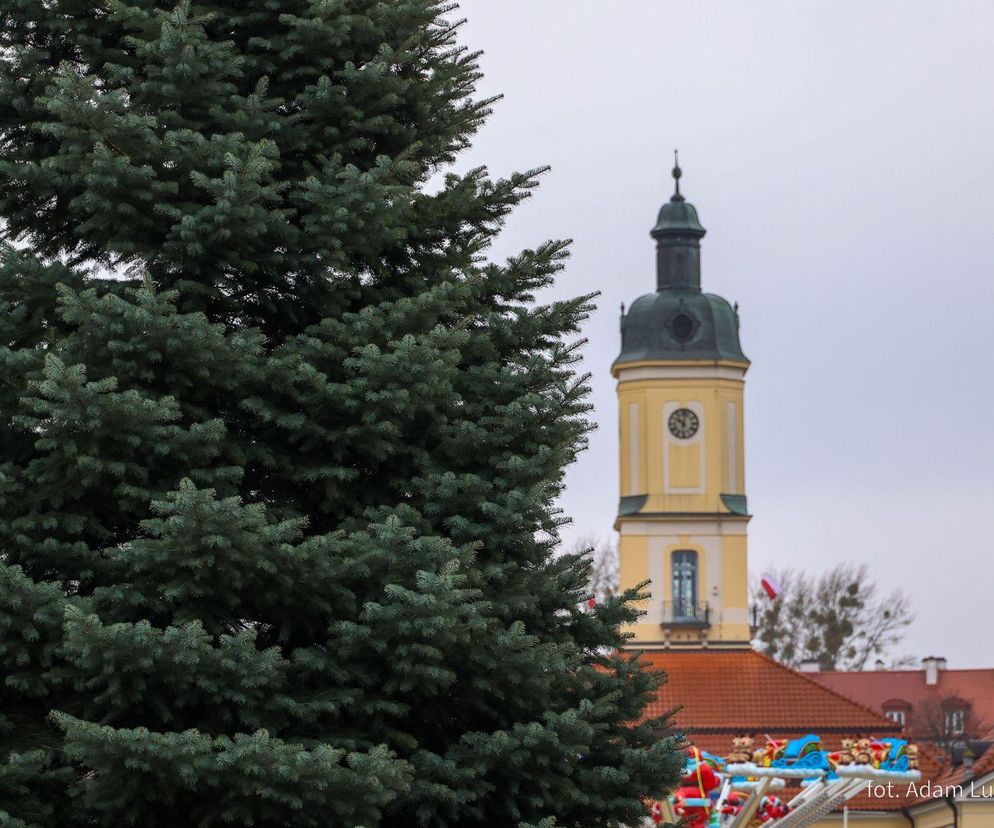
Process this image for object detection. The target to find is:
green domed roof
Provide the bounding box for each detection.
[650,154,706,240]
[614,154,748,368]
[616,288,747,364]
[651,196,705,238]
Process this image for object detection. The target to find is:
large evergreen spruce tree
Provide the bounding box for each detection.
[0,2,681,825]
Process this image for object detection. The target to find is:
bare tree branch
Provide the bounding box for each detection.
[915,696,991,758]
[752,563,914,671]
[567,533,619,604]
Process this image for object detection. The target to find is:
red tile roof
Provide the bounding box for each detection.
[809,666,994,740]
[631,648,991,814]
[636,648,901,748]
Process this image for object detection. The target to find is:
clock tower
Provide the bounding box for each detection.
[613,156,751,649]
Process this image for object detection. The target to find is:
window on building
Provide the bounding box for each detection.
[945,709,965,736]
[672,550,698,619]
[882,699,911,729]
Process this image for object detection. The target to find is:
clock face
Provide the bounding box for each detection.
[668,408,699,439]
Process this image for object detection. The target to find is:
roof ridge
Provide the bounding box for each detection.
[751,649,900,730]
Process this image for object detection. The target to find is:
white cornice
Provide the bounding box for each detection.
[616,364,747,382]
[619,519,748,536]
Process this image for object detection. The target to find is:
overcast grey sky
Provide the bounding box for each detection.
[454,1,994,669]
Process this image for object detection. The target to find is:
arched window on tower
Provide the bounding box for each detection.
[672,550,698,620]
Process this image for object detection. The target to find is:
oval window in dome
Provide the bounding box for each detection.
[670,312,695,342]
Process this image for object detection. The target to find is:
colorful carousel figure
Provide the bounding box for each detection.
[835,737,920,779]
[647,747,743,826]
[648,734,922,827]
[728,734,835,779]
[671,747,725,827]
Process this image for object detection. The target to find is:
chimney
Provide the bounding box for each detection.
[922,656,947,686]
[799,659,820,673]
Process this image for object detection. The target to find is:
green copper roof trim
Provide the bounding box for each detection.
[618,495,648,516]
[720,494,749,516]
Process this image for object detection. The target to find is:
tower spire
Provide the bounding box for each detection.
[651,149,705,289]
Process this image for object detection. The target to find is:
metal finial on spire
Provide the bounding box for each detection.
[671,149,684,201]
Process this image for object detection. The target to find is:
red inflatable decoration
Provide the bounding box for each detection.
[671,747,722,828]
[757,794,791,822]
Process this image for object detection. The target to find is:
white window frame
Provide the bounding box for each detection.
[945,708,965,736]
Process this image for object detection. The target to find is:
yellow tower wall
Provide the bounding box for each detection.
[617,361,746,511]
[614,359,750,648]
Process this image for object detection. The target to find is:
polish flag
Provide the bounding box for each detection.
[760,573,782,600]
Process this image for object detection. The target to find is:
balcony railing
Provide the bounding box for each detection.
[660,601,710,627]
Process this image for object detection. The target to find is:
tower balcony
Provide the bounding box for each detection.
[660,601,710,628]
